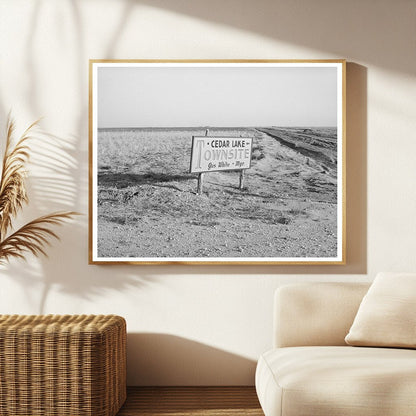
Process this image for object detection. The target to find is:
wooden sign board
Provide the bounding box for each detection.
[190,136,253,173]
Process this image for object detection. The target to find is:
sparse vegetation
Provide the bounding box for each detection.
[96,127,337,258]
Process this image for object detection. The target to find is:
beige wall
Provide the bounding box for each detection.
[0,0,415,385]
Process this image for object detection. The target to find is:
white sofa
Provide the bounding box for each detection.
[255,282,416,416]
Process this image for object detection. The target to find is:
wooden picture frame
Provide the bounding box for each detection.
[89,60,346,265]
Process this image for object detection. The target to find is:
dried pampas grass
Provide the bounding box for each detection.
[0,116,78,264]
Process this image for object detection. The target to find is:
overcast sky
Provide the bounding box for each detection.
[97,64,338,128]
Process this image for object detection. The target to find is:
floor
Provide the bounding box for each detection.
[117,386,264,416]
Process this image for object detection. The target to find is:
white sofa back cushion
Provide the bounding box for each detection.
[346,272,416,348]
[274,283,370,348]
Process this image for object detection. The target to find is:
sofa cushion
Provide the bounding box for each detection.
[274,283,370,348]
[256,346,416,416]
[345,272,416,348]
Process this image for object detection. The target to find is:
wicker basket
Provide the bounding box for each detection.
[0,314,126,416]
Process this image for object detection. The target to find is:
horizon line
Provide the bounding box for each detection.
[97,125,338,130]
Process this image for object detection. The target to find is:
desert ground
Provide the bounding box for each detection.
[96,127,338,259]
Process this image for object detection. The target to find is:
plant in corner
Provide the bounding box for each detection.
[0,116,78,264]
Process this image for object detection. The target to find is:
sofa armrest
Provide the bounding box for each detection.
[274,282,370,348]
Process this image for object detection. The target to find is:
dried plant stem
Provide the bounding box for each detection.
[0,116,78,264]
[0,212,78,264]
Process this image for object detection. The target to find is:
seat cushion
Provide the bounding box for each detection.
[256,346,416,416]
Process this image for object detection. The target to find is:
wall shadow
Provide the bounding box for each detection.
[0,125,159,313]
[127,333,257,386]
[0,1,162,312]
[136,0,414,76]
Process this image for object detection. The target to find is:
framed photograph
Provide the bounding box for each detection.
[89,60,346,265]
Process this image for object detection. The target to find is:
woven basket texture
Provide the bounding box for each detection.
[0,314,126,416]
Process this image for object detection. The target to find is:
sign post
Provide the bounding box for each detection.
[190,134,253,194]
[196,129,209,195]
[239,169,245,190]
[197,171,204,195]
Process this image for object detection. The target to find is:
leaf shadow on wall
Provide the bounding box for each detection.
[0,0,160,313]
[136,0,413,76]
[126,333,257,386]
[0,127,155,314]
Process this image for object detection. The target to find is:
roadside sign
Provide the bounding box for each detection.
[190,136,253,174]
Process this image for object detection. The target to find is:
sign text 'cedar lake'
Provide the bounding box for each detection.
[190,136,253,173]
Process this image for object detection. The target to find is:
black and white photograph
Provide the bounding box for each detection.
[89,60,345,264]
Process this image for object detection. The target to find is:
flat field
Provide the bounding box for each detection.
[96,127,338,259]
